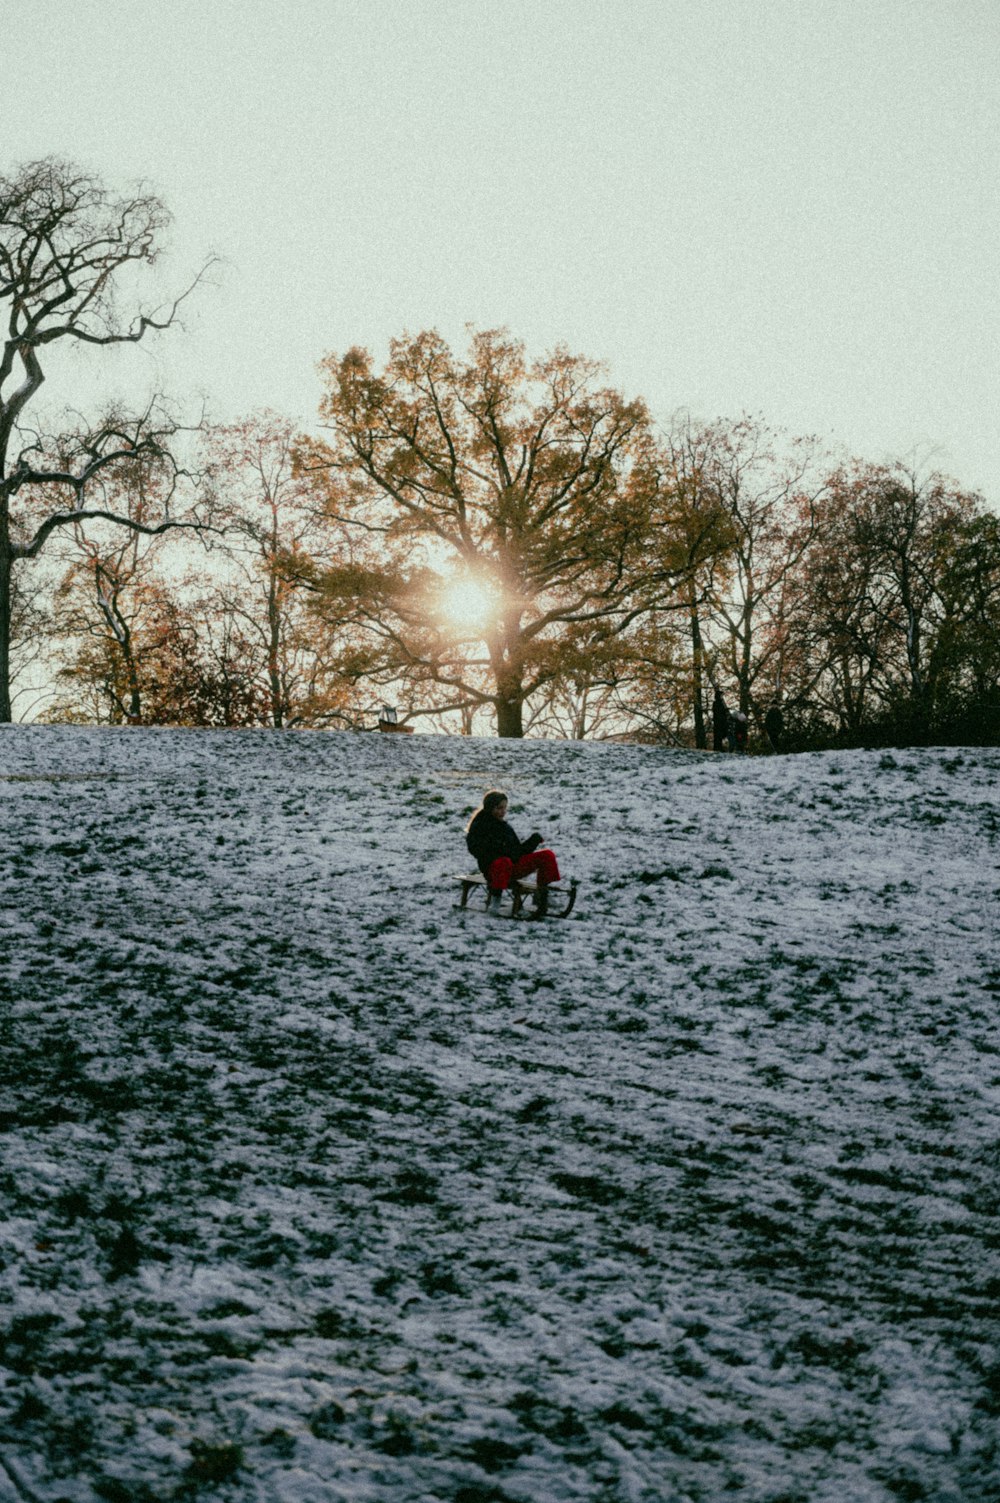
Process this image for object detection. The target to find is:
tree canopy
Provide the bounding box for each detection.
[296,327,694,736]
[1,160,995,747]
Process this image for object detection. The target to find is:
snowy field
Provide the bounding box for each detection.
[0,726,998,1503]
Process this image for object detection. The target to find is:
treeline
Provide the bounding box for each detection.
[3,161,998,746]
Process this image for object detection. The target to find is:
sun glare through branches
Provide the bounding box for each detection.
[437,574,501,632]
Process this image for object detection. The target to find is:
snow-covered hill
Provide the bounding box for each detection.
[1,727,998,1503]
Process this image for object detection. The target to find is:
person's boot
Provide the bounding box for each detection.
[487,891,503,916]
[532,886,549,918]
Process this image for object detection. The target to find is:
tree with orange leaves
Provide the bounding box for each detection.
[297,328,689,737]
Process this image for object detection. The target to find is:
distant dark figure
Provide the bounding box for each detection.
[764,705,785,752]
[730,709,748,754]
[466,789,560,916]
[712,688,730,752]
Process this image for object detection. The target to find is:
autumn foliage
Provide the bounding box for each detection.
[0,177,991,747]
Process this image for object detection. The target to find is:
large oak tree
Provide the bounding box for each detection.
[298,328,685,737]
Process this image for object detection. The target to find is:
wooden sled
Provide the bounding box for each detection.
[377,705,414,734]
[453,872,579,919]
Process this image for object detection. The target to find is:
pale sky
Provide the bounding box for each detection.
[4,0,999,500]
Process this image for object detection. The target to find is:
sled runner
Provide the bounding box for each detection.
[453,872,579,919]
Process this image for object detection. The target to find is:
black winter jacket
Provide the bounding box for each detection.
[466,811,542,878]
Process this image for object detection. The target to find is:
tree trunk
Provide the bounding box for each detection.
[267,579,283,728]
[904,606,924,703]
[839,653,859,731]
[492,631,526,738]
[689,597,707,749]
[739,593,754,715]
[574,689,588,741]
[124,644,142,722]
[0,538,12,723]
[495,694,524,738]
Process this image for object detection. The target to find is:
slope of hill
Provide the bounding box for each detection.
[1,727,998,1503]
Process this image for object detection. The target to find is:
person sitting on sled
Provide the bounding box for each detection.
[465,789,561,916]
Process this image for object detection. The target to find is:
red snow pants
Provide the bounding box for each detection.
[486,849,560,893]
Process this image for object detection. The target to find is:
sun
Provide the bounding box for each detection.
[438,575,500,630]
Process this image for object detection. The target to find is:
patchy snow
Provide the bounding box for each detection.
[0,726,998,1503]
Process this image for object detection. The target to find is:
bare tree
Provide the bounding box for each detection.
[702,417,828,728]
[652,416,737,747]
[205,413,357,727]
[0,158,213,720]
